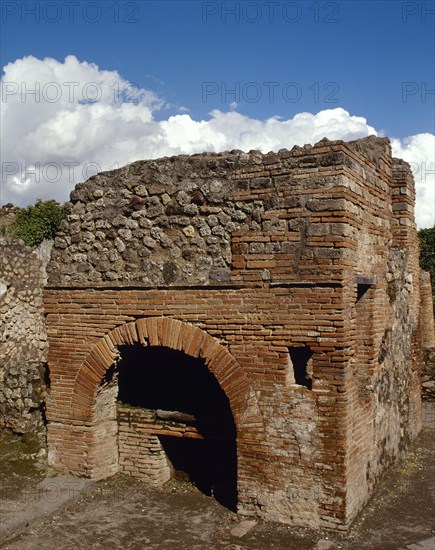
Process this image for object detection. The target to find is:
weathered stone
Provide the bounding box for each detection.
[118,228,132,241]
[162,261,179,284]
[182,225,195,238]
[143,236,157,249]
[115,238,126,252]
[209,268,230,282]
[0,237,49,443]
[229,520,257,537]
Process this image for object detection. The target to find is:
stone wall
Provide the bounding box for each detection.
[422,348,435,399]
[48,137,393,288]
[417,230,434,401]
[0,237,52,443]
[420,271,435,349]
[0,203,21,233]
[44,136,429,530]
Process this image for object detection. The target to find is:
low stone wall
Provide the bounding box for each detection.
[118,406,172,484]
[0,237,52,444]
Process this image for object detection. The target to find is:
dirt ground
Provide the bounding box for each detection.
[0,403,434,550]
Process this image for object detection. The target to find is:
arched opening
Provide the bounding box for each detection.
[113,343,237,511]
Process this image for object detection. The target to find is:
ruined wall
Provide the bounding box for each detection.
[421,271,435,399]
[0,203,21,233]
[48,138,370,288]
[44,136,425,530]
[0,237,51,442]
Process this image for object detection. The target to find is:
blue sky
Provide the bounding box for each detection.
[1,1,434,226]
[2,0,434,136]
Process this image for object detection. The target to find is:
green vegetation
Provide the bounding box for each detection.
[418,226,435,301]
[10,200,64,247]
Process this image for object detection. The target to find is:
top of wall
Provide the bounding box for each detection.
[46,136,406,289]
[0,204,20,231]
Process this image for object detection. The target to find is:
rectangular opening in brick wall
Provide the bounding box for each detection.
[115,344,237,511]
[357,283,371,302]
[288,346,314,389]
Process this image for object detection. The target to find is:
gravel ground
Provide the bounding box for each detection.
[0,402,433,550]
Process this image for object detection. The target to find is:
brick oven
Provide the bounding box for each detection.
[44,136,430,529]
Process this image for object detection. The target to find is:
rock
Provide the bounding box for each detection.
[314,540,336,549]
[229,520,257,537]
[162,261,178,284]
[209,268,230,283]
[156,410,196,422]
[115,238,126,252]
[182,225,195,238]
[135,185,148,197]
[143,236,157,249]
[118,228,132,241]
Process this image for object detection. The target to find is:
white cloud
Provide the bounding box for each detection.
[391,134,435,230]
[1,55,433,228]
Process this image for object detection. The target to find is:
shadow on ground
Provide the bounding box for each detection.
[0,403,434,550]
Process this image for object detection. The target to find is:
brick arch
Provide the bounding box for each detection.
[70,317,257,429]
